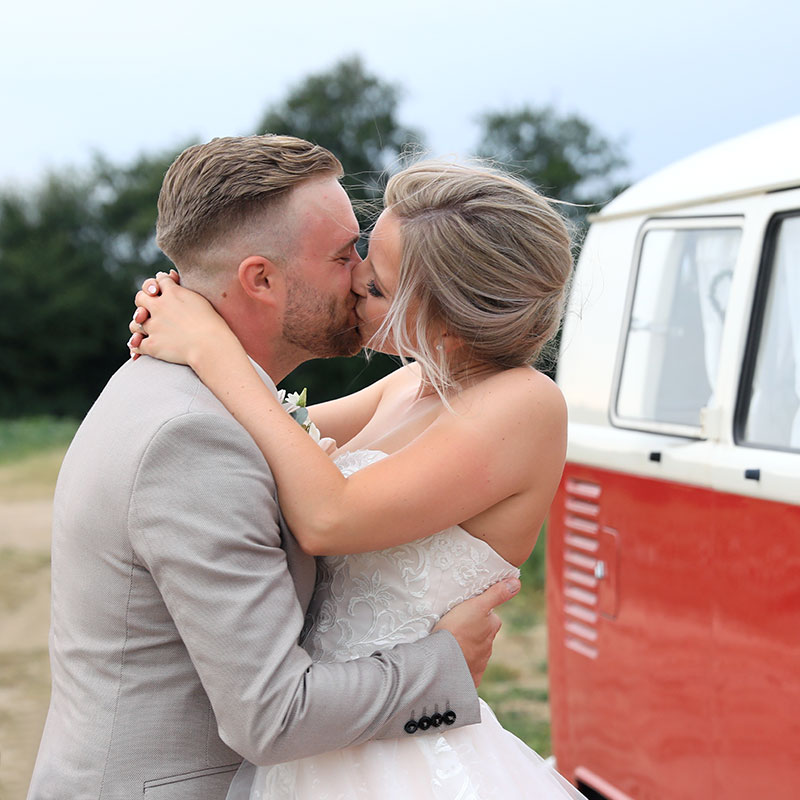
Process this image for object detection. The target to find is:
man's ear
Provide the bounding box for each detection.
[237,256,284,307]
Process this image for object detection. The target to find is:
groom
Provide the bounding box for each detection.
[28,135,519,799]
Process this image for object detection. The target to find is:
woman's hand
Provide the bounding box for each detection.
[128,272,237,368]
[128,270,179,360]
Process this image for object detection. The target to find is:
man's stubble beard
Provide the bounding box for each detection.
[282,280,362,359]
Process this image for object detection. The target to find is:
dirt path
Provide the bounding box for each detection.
[0,449,551,799]
[0,453,59,800]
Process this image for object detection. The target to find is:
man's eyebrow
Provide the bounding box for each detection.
[334,235,360,256]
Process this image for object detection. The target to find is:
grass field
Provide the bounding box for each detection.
[0,419,551,799]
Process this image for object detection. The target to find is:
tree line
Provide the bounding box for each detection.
[0,56,628,419]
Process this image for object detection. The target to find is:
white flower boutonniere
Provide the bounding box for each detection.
[277,387,322,443]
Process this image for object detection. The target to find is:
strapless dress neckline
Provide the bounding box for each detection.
[332,447,518,571]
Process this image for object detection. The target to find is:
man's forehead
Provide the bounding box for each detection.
[287,176,360,255]
[290,176,352,213]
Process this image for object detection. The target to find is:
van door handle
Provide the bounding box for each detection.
[744,468,760,481]
[594,560,606,580]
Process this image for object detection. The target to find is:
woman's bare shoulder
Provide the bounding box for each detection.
[376,361,424,395]
[461,366,566,426]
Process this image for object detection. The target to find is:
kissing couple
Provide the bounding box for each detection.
[29,135,584,799]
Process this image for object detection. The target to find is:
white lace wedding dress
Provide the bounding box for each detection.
[228,450,585,800]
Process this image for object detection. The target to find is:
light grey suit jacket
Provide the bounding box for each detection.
[28,357,478,799]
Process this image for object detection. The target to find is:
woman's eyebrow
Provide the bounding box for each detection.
[371,259,392,297]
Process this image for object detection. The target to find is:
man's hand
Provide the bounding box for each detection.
[433,577,521,687]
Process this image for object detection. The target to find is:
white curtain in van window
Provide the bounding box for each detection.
[746,216,800,450]
[617,226,741,428]
[696,231,737,405]
[781,220,800,447]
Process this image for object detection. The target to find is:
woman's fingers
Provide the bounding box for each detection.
[130,306,149,336]
[155,271,181,295]
[129,270,179,360]
[134,288,158,313]
[128,330,145,360]
[140,268,179,297]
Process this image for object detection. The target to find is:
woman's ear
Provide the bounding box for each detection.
[440,331,464,355]
[237,256,285,307]
[430,318,462,354]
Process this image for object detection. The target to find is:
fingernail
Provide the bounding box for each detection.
[505,578,521,596]
[147,285,157,295]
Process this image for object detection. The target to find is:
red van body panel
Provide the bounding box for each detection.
[547,462,800,799]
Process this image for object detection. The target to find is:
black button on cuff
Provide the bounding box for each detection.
[431,713,443,727]
[403,720,418,734]
[418,715,431,730]
[442,710,457,725]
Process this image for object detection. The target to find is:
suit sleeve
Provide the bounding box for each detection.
[127,411,479,766]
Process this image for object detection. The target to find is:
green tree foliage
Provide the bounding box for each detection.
[477,106,628,223]
[476,106,628,378]
[2,63,631,417]
[0,150,178,417]
[258,56,422,212]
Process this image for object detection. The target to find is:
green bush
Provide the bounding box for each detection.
[0,417,78,463]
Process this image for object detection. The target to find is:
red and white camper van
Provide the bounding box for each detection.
[547,116,800,800]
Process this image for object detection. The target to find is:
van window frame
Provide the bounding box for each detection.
[734,209,800,454]
[610,214,744,438]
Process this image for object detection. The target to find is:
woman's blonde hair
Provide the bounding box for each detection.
[374,160,573,397]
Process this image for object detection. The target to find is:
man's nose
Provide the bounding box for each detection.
[350,255,367,295]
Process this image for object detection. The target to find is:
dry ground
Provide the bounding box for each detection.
[0,447,550,800]
[0,450,63,800]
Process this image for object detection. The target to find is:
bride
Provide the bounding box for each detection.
[130,160,583,799]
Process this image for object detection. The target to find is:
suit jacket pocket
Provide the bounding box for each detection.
[143,762,241,798]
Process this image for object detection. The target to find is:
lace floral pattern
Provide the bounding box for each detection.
[301,450,520,664]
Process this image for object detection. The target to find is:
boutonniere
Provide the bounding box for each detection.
[277,388,321,443]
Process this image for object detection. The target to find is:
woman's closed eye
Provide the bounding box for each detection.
[366,280,384,299]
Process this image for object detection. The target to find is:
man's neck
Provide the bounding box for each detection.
[183,270,308,386]
[247,357,281,398]
[235,334,308,387]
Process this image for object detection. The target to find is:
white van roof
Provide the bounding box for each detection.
[597,115,800,221]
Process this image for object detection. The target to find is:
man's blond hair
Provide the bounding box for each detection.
[156,135,343,269]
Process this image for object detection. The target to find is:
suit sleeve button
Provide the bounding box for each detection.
[404,720,418,734]
[443,710,457,725]
[431,712,443,727]
[418,715,432,730]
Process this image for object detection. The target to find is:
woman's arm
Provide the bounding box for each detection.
[129,274,393,444]
[133,279,566,559]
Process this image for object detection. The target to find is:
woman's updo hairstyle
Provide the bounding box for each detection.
[375,160,573,397]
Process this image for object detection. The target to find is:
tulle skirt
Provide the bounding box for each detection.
[226,700,585,800]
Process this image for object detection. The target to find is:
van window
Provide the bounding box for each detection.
[616,226,741,430]
[740,214,800,451]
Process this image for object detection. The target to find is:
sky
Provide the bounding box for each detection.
[3,0,799,191]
